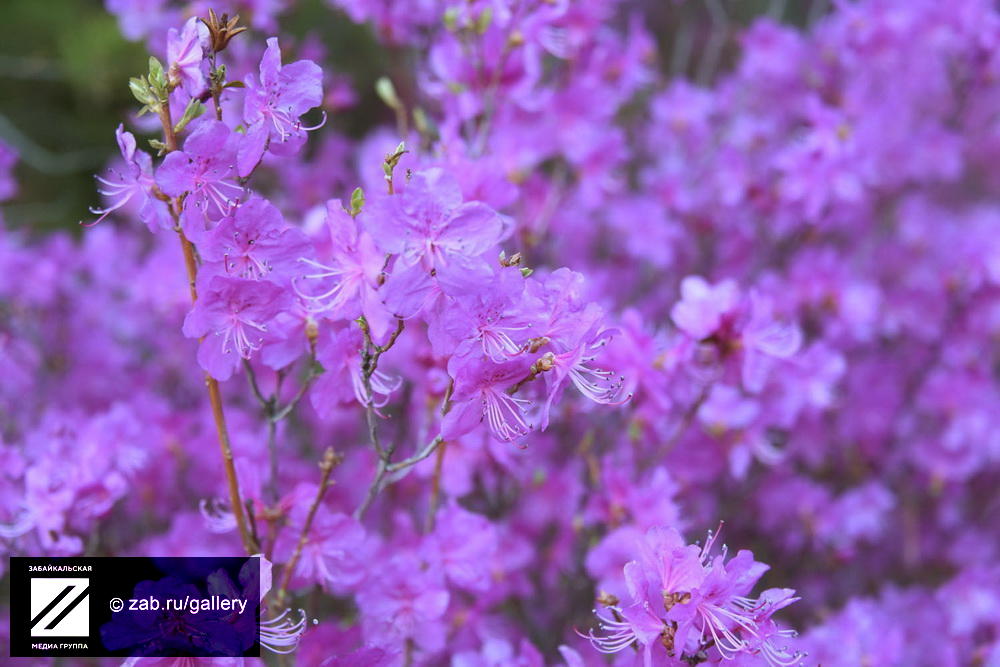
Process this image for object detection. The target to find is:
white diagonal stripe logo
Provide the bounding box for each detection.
[30,578,90,637]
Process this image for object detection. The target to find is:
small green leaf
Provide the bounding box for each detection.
[129,76,153,106]
[520,267,534,278]
[350,187,366,216]
[148,57,167,94]
[174,99,205,134]
[148,138,168,156]
[148,56,165,81]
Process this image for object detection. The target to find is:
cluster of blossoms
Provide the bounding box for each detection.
[2,0,1000,664]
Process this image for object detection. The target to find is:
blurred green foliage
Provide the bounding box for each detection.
[0,1,146,233]
[0,0,390,235]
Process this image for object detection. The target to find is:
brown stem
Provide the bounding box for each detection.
[185,236,256,554]
[276,447,341,607]
[425,439,447,532]
[157,105,179,152]
[159,101,255,554]
[357,317,405,460]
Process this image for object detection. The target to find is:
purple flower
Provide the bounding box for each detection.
[156,120,243,238]
[671,276,742,341]
[182,274,291,380]
[166,17,207,95]
[442,358,533,443]
[583,526,802,666]
[672,276,801,392]
[198,195,310,282]
[429,265,530,362]
[356,554,450,654]
[310,326,401,417]
[86,125,169,230]
[420,502,498,591]
[295,200,392,338]
[273,493,373,595]
[537,313,629,430]
[369,168,510,317]
[238,37,324,177]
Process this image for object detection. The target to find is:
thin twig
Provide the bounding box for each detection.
[275,447,342,608]
[354,455,391,520]
[242,359,280,503]
[386,435,444,472]
[243,358,270,408]
[425,439,448,532]
[272,365,320,422]
[357,317,405,459]
[354,434,445,519]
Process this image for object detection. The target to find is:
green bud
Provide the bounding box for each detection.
[375,77,402,111]
[147,57,168,99]
[383,142,409,187]
[413,107,436,140]
[475,7,493,34]
[443,7,459,31]
[520,267,534,278]
[350,187,366,216]
[174,99,205,134]
[148,57,166,84]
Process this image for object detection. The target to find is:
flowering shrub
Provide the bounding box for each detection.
[2,0,1000,665]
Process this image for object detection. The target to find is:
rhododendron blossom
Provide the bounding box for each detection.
[2,0,999,664]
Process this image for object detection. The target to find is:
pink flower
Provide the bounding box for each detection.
[368,168,510,317]
[443,358,533,443]
[182,274,291,380]
[238,38,324,177]
[166,17,207,95]
[199,195,310,283]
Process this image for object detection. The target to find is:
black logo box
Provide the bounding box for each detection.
[8,556,260,658]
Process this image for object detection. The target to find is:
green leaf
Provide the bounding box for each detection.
[173,99,204,134]
[128,76,153,105]
[147,56,167,91]
[148,138,168,156]
[350,187,366,216]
